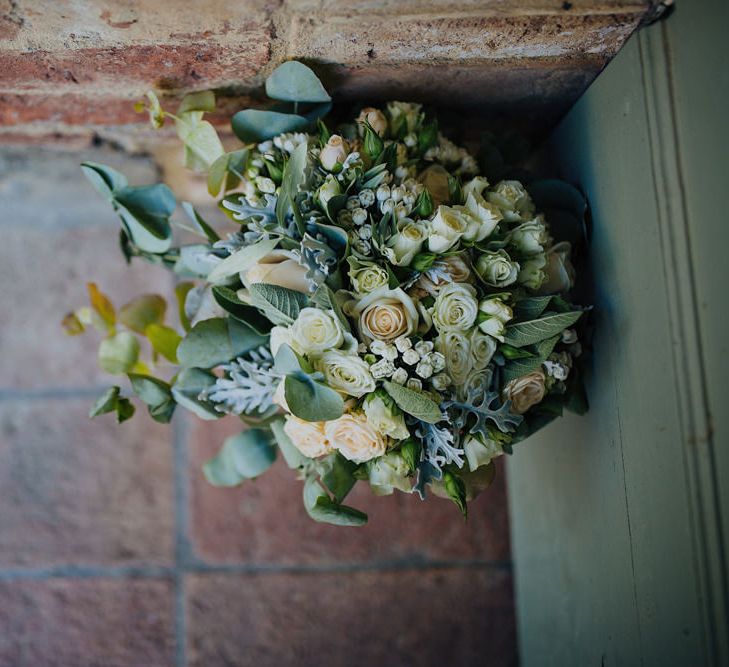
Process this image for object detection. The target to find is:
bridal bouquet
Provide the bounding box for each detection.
[64,62,589,525]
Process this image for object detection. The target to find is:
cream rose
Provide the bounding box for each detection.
[357,107,388,137]
[487,180,535,222]
[518,253,547,290]
[348,260,389,295]
[416,255,472,295]
[539,242,575,294]
[470,327,497,369]
[437,331,471,387]
[510,217,549,255]
[346,286,419,342]
[319,134,349,172]
[427,205,469,253]
[240,249,310,294]
[269,325,295,356]
[460,366,492,401]
[317,174,341,208]
[504,370,547,414]
[363,391,409,440]
[325,411,387,463]
[432,283,479,333]
[283,415,332,458]
[290,308,344,356]
[314,350,376,398]
[385,219,429,266]
[367,451,412,496]
[475,249,520,288]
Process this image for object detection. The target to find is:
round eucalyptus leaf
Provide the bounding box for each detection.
[284,374,344,422]
[231,109,310,144]
[265,61,331,103]
[81,162,128,199]
[98,332,140,375]
[203,428,276,486]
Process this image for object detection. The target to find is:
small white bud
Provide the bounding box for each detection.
[431,373,451,391]
[370,340,388,356]
[255,176,276,194]
[414,340,434,356]
[415,360,434,379]
[376,184,391,202]
[394,203,409,220]
[358,189,376,207]
[395,166,410,180]
[352,208,368,225]
[402,349,420,366]
[428,351,446,373]
[357,343,368,354]
[394,336,413,353]
[406,377,423,392]
[402,192,416,208]
[358,224,372,241]
[346,196,361,210]
[370,358,396,379]
[382,344,398,361]
[391,367,408,385]
[380,198,396,215]
[391,186,406,203]
[404,133,417,147]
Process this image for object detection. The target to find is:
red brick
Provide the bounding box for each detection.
[188,417,511,566]
[186,568,517,667]
[0,578,174,667]
[0,400,174,567]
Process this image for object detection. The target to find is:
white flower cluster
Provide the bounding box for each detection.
[367,335,449,391]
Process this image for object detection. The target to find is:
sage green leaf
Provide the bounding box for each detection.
[503,311,583,348]
[265,61,331,103]
[276,142,309,229]
[502,335,561,384]
[270,417,309,469]
[512,296,554,322]
[176,317,267,368]
[175,113,225,169]
[81,162,128,199]
[207,237,279,284]
[303,477,367,527]
[89,386,121,417]
[302,101,332,123]
[284,373,344,422]
[232,109,309,144]
[118,294,166,334]
[382,381,442,424]
[274,343,309,375]
[181,202,220,242]
[177,244,220,278]
[115,183,175,254]
[442,470,468,519]
[248,283,309,325]
[212,285,273,334]
[145,323,181,363]
[177,90,216,114]
[203,428,276,486]
[115,398,136,423]
[98,332,140,375]
[128,373,176,423]
[309,220,348,255]
[171,367,220,420]
[320,452,358,503]
[207,148,249,197]
[175,282,195,332]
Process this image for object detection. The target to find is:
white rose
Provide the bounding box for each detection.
[363,391,409,440]
[325,411,387,463]
[487,180,535,222]
[510,217,549,255]
[357,107,388,137]
[462,177,503,243]
[314,350,376,398]
[290,308,345,356]
[503,370,547,414]
[240,249,310,294]
[518,253,547,290]
[317,174,341,209]
[479,297,513,324]
[478,317,506,342]
[367,451,412,496]
[437,331,471,387]
[269,325,295,356]
[539,242,575,294]
[283,415,332,458]
[432,283,479,333]
[319,134,349,171]
[387,101,422,135]
[416,255,472,295]
[385,219,429,266]
[428,205,469,253]
[464,434,503,472]
[460,366,492,401]
[346,286,419,342]
[475,249,520,287]
[348,260,389,294]
[470,327,497,369]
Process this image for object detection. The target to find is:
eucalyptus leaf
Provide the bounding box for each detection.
[320,452,358,503]
[265,61,331,103]
[310,284,350,331]
[98,332,140,375]
[207,148,249,197]
[274,343,309,375]
[181,202,220,242]
[284,373,344,422]
[127,373,176,423]
[81,162,128,199]
[175,113,224,169]
[206,237,279,284]
[89,386,121,417]
[212,285,274,334]
[276,142,309,230]
[176,317,268,368]
[232,109,309,144]
[178,90,216,114]
[270,417,309,469]
[145,323,181,363]
[203,428,276,486]
[118,294,166,333]
[303,477,367,527]
[171,367,220,420]
[382,381,442,424]
[115,183,175,254]
[503,311,583,348]
[248,283,309,325]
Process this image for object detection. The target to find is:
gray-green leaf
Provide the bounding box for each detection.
[248,283,309,325]
[284,373,344,422]
[232,109,309,144]
[176,317,268,368]
[503,311,583,348]
[206,237,279,284]
[203,428,276,486]
[265,61,331,103]
[382,381,442,424]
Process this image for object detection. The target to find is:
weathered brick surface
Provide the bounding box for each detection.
[186,568,517,667]
[187,416,511,566]
[0,400,174,567]
[0,147,180,390]
[0,578,174,667]
[0,0,650,143]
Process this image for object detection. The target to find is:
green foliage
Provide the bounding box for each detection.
[284,373,344,422]
[303,477,367,527]
[212,286,275,334]
[181,202,220,242]
[442,470,468,519]
[118,294,166,333]
[320,452,358,503]
[176,317,268,368]
[206,237,279,284]
[503,311,583,347]
[175,282,195,332]
[145,323,181,363]
[276,142,309,231]
[128,373,176,423]
[203,428,276,486]
[98,332,140,375]
[207,148,249,197]
[512,296,554,322]
[382,381,442,424]
[399,438,422,473]
[248,283,309,325]
[502,335,561,384]
[232,109,310,144]
[174,92,225,170]
[87,283,116,329]
[89,386,135,423]
[171,367,220,420]
[265,61,331,103]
